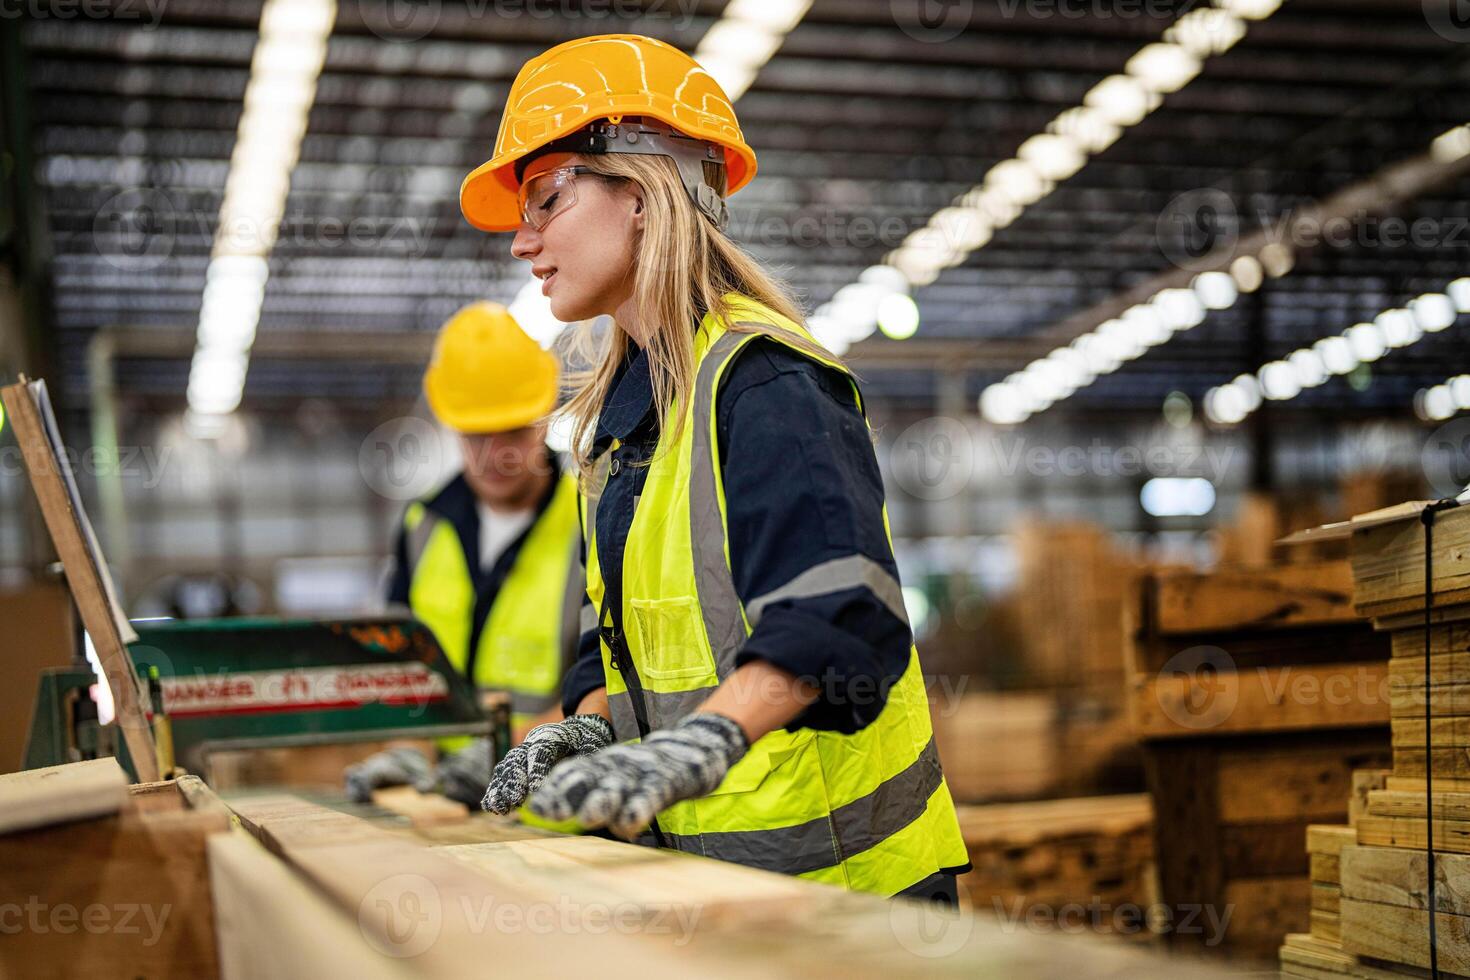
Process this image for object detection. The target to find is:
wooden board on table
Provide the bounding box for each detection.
[369,785,469,827]
[0,777,229,979]
[0,758,127,834]
[226,796,1242,979]
[208,830,417,980]
[1129,662,1390,739]
[0,379,157,782]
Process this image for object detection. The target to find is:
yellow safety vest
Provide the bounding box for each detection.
[405,471,581,734]
[583,294,969,895]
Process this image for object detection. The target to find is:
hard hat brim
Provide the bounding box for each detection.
[460,106,757,233]
[425,380,558,435]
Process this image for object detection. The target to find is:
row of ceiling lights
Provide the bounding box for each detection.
[808,0,1287,359]
[1202,278,1470,424]
[184,0,335,431]
[979,119,1470,426]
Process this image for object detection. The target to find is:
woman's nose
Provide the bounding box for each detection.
[510,224,540,260]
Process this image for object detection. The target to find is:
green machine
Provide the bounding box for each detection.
[24,614,508,782]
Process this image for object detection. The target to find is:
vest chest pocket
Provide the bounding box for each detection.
[628,595,716,684]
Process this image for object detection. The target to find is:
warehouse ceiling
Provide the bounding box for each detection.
[19,0,1470,418]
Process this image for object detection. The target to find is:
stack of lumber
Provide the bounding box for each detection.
[0,759,232,979]
[1124,560,1392,960]
[956,794,1157,941]
[1279,503,1470,976]
[931,692,1060,802]
[1013,521,1141,696]
[216,792,1247,979]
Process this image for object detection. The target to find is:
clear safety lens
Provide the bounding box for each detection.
[518,167,588,230]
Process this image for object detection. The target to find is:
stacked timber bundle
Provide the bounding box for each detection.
[956,794,1157,942]
[1124,560,1392,961]
[1274,502,1470,977]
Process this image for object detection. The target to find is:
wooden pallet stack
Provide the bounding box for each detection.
[1274,502,1470,977]
[1124,560,1393,961]
[955,794,1157,941]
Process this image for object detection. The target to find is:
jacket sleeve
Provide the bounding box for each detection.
[717,340,913,735]
[385,514,412,607]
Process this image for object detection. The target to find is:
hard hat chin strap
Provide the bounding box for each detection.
[517,118,730,230]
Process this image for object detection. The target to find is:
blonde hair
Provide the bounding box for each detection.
[556,151,841,488]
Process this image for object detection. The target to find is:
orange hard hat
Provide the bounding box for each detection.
[460,34,758,232]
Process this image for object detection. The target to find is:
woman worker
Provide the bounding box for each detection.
[467,34,970,903]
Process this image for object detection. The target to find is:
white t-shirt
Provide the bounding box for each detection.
[477,502,534,574]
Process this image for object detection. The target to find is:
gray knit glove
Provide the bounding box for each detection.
[527,713,749,839]
[481,714,615,814]
[432,738,496,807]
[343,746,434,803]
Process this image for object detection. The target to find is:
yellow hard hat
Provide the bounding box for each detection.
[460,33,757,232]
[423,303,558,434]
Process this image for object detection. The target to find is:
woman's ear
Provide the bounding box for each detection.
[631,192,645,229]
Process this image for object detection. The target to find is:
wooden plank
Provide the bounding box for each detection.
[0,790,229,978]
[0,758,128,834]
[1310,909,1341,942]
[1281,931,1357,971]
[1151,562,1357,635]
[1352,770,1391,826]
[1390,776,1470,795]
[1367,790,1470,821]
[1340,896,1470,974]
[1392,747,1470,779]
[0,380,157,782]
[1350,506,1470,614]
[1313,883,1342,915]
[1392,718,1470,746]
[1341,844,1470,915]
[1218,746,1380,824]
[227,795,1239,979]
[1356,815,1470,854]
[1309,825,1359,857]
[1130,662,1390,739]
[369,786,470,827]
[1313,853,1342,884]
[1142,741,1223,950]
[208,830,417,980]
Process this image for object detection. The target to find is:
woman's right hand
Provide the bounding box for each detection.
[481,713,615,813]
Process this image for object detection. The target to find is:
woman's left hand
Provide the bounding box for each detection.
[527,712,749,838]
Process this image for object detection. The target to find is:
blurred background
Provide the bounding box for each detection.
[0,0,1468,954]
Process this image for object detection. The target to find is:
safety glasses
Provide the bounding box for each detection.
[517,165,597,231]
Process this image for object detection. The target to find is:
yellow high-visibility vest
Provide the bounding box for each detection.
[582,294,969,895]
[405,471,581,737]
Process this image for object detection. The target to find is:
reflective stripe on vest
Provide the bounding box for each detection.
[583,294,970,896]
[407,472,581,729]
